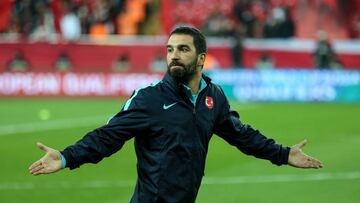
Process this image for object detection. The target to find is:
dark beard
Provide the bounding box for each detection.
[167,59,198,84]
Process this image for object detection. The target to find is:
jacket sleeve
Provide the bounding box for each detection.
[213,90,289,166]
[61,91,150,169]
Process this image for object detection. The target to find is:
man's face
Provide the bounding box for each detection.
[166,34,201,83]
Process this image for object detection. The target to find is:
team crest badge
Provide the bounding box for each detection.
[205,96,214,109]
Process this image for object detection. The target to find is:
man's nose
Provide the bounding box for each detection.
[170,50,180,60]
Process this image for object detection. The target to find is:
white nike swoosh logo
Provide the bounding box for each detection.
[163,102,178,110]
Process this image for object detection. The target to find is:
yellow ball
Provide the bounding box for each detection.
[38,109,51,121]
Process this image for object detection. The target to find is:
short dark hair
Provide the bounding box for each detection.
[170,26,207,55]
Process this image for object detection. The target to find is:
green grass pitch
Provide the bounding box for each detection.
[0,98,359,203]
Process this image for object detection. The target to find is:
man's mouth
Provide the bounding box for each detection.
[170,61,185,68]
[171,65,184,69]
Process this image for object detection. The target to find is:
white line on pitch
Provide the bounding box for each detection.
[202,171,360,185]
[0,115,109,136]
[0,171,359,190]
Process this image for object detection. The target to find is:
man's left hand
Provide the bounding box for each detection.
[288,139,323,169]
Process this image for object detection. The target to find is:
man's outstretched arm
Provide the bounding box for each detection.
[214,110,324,168]
[29,90,151,172]
[213,89,323,168]
[29,142,62,175]
[288,139,323,169]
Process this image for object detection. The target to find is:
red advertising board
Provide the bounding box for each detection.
[0,73,163,97]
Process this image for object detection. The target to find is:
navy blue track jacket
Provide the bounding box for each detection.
[61,73,290,203]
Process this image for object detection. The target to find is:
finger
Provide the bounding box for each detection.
[306,157,323,168]
[307,160,320,168]
[37,142,49,153]
[310,163,322,169]
[313,160,323,168]
[30,165,43,175]
[297,139,307,148]
[32,167,47,175]
[30,163,44,175]
[29,160,42,170]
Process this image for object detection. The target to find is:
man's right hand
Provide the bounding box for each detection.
[29,142,62,175]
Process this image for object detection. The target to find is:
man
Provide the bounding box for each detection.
[29,26,323,203]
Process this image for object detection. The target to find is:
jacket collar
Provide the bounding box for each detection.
[162,72,212,93]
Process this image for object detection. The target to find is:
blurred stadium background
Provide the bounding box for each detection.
[0,0,359,203]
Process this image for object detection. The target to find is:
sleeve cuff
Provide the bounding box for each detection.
[60,153,67,169]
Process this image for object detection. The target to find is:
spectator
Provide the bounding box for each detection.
[231,26,243,68]
[150,53,166,72]
[9,0,33,36]
[264,6,285,38]
[112,54,130,72]
[202,11,233,37]
[255,53,274,69]
[89,0,114,39]
[30,2,56,42]
[313,31,338,69]
[233,0,257,38]
[76,4,91,35]
[89,20,112,40]
[7,50,30,72]
[60,3,81,41]
[279,7,295,38]
[54,51,72,72]
[264,6,295,38]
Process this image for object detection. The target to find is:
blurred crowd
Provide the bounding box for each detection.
[0,0,157,41]
[201,0,296,39]
[1,0,359,71]
[0,0,359,41]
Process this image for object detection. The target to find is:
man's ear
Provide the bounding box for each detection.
[198,53,206,66]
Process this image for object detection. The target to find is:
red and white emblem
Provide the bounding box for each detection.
[205,96,214,109]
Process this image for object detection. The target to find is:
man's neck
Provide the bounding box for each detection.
[186,71,202,94]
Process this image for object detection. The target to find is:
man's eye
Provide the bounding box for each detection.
[167,49,173,53]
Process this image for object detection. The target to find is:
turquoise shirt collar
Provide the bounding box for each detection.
[183,78,207,106]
